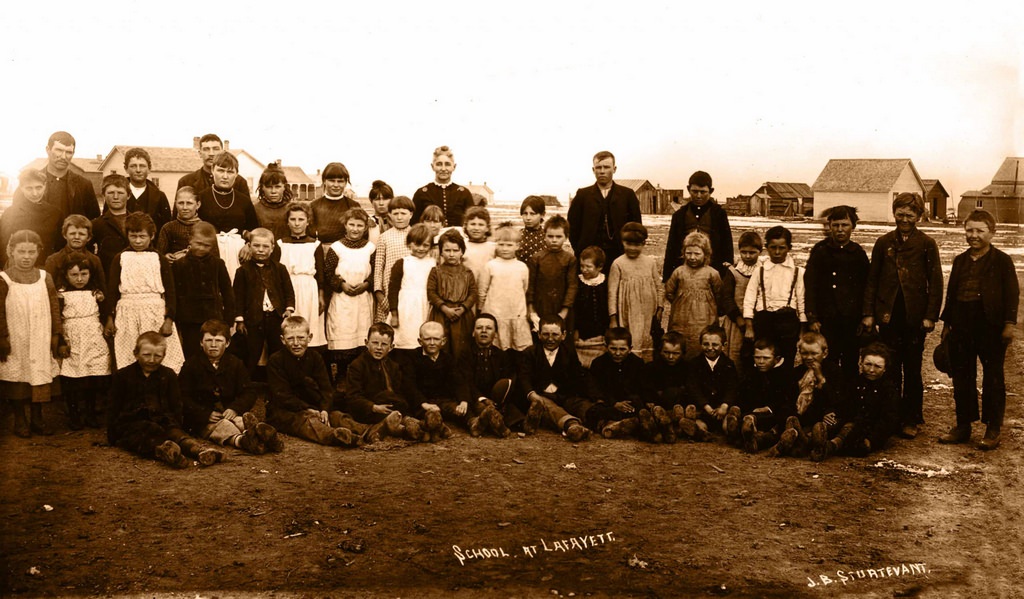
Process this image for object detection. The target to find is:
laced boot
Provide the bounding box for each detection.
[30,403,54,436]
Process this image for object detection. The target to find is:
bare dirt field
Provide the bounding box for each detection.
[2,215,1022,598]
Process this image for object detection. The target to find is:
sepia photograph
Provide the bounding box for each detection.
[1,1,1022,597]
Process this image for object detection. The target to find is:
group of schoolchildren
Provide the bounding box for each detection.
[0,159,1018,470]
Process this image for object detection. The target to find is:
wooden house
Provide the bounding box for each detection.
[958,157,1024,224]
[811,159,926,223]
[616,179,659,214]
[748,182,813,217]
[921,179,950,221]
[466,182,494,206]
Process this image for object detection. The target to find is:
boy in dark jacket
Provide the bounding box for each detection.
[683,325,738,441]
[458,313,518,434]
[233,228,294,377]
[584,328,654,440]
[173,223,235,359]
[518,315,593,442]
[736,338,794,452]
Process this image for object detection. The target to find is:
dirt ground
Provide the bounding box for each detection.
[2,216,1022,598]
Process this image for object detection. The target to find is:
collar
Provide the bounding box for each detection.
[705,355,720,370]
[733,261,757,277]
[762,255,795,271]
[579,272,606,286]
[435,181,451,189]
[543,347,559,359]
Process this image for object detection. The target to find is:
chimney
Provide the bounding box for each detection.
[193,136,201,150]
[275,159,282,167]
[96,154,102,160]
[224,140,230,150]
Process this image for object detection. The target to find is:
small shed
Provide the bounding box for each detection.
[958,157,1024,224]
[811,159,926,223]
[655,188,689,214]
[749,182,813,217]
[616,179,659,214]
[920,179,950,221]
[466,182,494,206]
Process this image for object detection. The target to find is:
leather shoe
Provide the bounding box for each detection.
[938,425,970,444]
[899,424,919,439]
[978,427,1000,451]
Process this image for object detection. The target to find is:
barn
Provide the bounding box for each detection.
[957,157,1024,224]
[811,159,926,223]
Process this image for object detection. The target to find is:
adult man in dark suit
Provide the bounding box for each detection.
[517,315,594,441]
[177,133,251,197]
[663,170,733,281]
[567,150,641,270]
[411,145,474,226]
[124,147,172,232]
[41,131,100,222]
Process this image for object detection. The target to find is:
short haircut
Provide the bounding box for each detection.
[190,221,217,240]
[579,245,606,268]
[281,315,310,334]
[592,150,615,164]
[175,187,198,202]
[432,146,454,161]
[211,152,239,172]
[491,223,520,243]
[520,195,546,215]
[199,133,223,147]
[798,330,828,352]
[125,212,156,237]
[47,131,76,149]
[823,205,859,226]
[737,230,763,250]
[200,319,231,339]
[419,320,445,338]
[544,215,569,235]
[604,326,632,347]
[752,337,777,355]
[61,214,92,237]
[464,206,492,229]
[660,330,685,351]
[135,331,167,352]
[892,192,924,216]
[964,209,996,232]
[388,196,415,213]
[698,324,726,344]
[688,170,713,189]
[369,180,394,200]
[6,229,43,255]
[322,162,349,182]
[284,201,311,220]
[62,251,94,280]
[475,312,499,329]
[102,174,129,192]
[764,225,792,248]
[538,314,566,332]
[18,168,46,185]
[249,227,275,244]
[859,341,891,365]
[367,322,395,341]
[405,222,433,246]
[683,231,712,265]
[341,207,369,227]
[438,228,466,252]
[419,204,445,223]
[620,222,648,244]
[123,147,152,169]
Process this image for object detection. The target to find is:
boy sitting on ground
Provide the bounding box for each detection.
[769,331,847,458]
[590,327,670,442]
[179,319,281,454]
[457,313,519,436]
[266,316,364,447]
[401,321,462,441]
[341,322,424,442]
[736,338,794,453]
[682,324,738,441]
[518,315,593,442]
[810,341,898,460]
[107,332,224,468]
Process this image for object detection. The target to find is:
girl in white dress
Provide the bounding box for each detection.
[324,208,375,381]
[0,230,61,437]
[104,213,185,372]
[388,224,436,350]
[462,206,496,283]
[478,224,532,350]
[57,254,111,430]
[277,202,327,348]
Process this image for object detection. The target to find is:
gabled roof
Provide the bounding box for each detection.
[22,157,103,174]
[227,149,266,170]
[616,178,655,192]
[757,182,812,199]
[279,166,315,185]
[920,179,949,198]
[466,183,494,195]
[990,157,1024,185]
[99,146,202,173]
[811,159,922,193]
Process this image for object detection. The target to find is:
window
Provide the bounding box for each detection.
[976,199,983,208]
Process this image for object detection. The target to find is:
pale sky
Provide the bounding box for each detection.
[2,1,1022,204]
